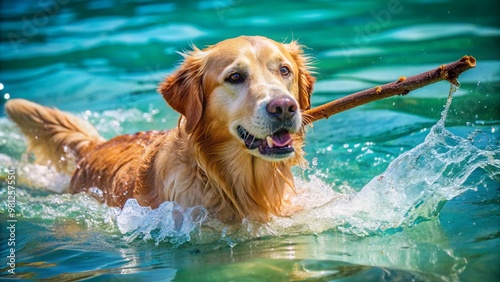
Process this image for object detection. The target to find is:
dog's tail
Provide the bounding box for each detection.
[5,99,106,173]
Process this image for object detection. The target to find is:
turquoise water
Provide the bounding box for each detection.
[0,0,499,281]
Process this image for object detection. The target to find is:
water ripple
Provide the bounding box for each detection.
[379,23,500,42]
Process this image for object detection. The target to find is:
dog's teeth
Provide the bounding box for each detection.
[266,136,274,148]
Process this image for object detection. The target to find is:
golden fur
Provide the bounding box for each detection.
[5,36,315,223]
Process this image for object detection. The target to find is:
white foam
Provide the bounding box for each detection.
[112,199,207,246]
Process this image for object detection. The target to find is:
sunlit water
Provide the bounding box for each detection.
[1,84,498,280]
[1,0,499,281]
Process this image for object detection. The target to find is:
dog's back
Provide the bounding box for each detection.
[5,99,171,207]
[70,130,170,207]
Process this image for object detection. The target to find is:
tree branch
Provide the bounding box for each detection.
[302,55,476,125]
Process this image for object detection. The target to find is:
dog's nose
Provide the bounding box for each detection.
[266,96,298,121]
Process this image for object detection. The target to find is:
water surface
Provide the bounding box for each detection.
[0,0,499,281]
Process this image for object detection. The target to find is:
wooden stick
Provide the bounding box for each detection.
[302,55,476,125]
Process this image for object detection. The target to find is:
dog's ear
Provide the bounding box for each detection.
[158,48,205,134]
[286,41,315,111]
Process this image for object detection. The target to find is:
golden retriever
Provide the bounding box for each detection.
[5,36,315,223]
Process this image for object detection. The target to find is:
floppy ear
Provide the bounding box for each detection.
[286,41,315,111]
[158,48,205,134]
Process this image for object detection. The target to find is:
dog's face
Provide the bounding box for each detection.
[159,36,314,161]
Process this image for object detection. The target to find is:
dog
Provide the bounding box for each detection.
[5,36,315,223]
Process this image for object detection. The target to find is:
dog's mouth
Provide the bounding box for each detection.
[237,125,294,157]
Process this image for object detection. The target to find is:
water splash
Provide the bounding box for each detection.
[276,84,498,237]
[110,199,207,247]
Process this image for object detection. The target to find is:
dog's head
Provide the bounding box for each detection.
[159,36,315,162]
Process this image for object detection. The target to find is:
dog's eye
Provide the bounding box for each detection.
[280,66,291,77]
[226,73,245,84]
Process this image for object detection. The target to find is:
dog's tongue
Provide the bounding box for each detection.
[271,130,293,147]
